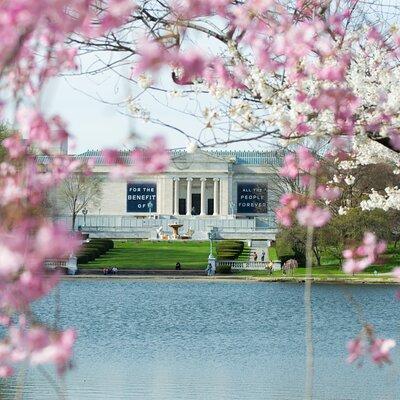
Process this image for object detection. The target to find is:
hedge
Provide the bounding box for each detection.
[77,239,114,264]
[89,239,114,250]
[216,264,232,274]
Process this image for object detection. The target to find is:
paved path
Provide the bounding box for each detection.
[64,273,400,284]
[78,268,206,276]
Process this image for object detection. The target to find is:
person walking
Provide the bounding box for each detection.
[267,260,273,275]
[261,250,265,262]
[175,262,181,270]
[205,263,212,276]
[253,252,258,262]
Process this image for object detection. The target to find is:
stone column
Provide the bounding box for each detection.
[186,177,193,215]
[213,178,219,216]
[173,178,179,216]
[219,177,230,215]
[200,178,206,216]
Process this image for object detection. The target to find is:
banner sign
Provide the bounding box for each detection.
[237,183,268,214]
[127,182,157,212]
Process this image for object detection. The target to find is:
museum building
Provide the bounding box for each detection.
[52,149,283,240]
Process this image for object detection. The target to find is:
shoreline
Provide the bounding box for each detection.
[63,273,400,285]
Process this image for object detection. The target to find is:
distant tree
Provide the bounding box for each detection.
[388,211,400,249]
[0,123,11,161]
[277,208,391,268]
[58,173,102,231]
[318,209,391,267]
[276,224,315,267]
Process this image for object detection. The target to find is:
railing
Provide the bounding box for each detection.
[217,260,281,271]
[44,259,68,269]
[44,257,77,274]
[55,214,278,233]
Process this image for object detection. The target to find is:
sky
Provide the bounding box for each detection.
[23,0,400,155]
[43,50,264,155]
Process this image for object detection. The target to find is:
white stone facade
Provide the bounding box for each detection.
[47,149,282,239]
[79,150,280,218]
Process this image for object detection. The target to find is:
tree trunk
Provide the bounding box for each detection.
[72,212,76,231]
[313,247,321,266]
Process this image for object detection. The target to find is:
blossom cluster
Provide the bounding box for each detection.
[276,147,340,228]
[347,325,396,366]
[0,0,137,378]
[2,0,400,380]
[0,317,76,377]
[342,232,386,274]
[102,136,170,180]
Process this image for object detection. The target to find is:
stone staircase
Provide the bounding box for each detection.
[248,244,269,262]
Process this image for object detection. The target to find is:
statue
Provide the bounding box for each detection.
[156,226,164,239]
[186,227,194,238]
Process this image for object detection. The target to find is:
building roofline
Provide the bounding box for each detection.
[38,149,284,166]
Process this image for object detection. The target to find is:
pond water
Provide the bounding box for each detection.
[1,280,400,399]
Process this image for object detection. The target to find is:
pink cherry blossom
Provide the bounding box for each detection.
[309,88,359,134]
[347,323,396,367]
[171,0,230,18]
[2,0,400,382]
[132,38,171,76]
[316,185,341,201]
[369,338,396,365]
[173,51,208,85]
[1,320,77,376]
[28,328,77,374]
[392,267,400,282]
[280,147,318,181]
[343,233,386,274]
[3,135,27,159]
[0,365,13,377]
[280,154,298,178]
[297,147,318,172]
[347,338,363,363]
[203,59,246,89]
[276,193,302,227]
[280,193,300,209]
[0,0,147,380]
[296,204,331,227]
[276,207,293,227]
[131,136,170,174]
[389,130,400,150]
[102,149,122,165]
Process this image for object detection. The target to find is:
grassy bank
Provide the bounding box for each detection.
[264,243,400,279]
[234,267,393,280]
[79,240,212,269]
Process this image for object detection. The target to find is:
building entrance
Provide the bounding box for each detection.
[192,194,200,215]
[208,199,214,215]
[179,199,186,215]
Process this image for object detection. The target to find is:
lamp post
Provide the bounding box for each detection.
[82,208,88,226]
[147,200,153,219]
[207,230,217,275]
[208,230,217,257]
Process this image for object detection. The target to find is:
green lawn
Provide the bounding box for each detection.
[237,244,400,279]
[81,240,400,276]
[234,267,394,280]
[80,240,213,269]
[259,243,400,277]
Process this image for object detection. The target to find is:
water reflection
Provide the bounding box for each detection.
[1,280,399,399]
